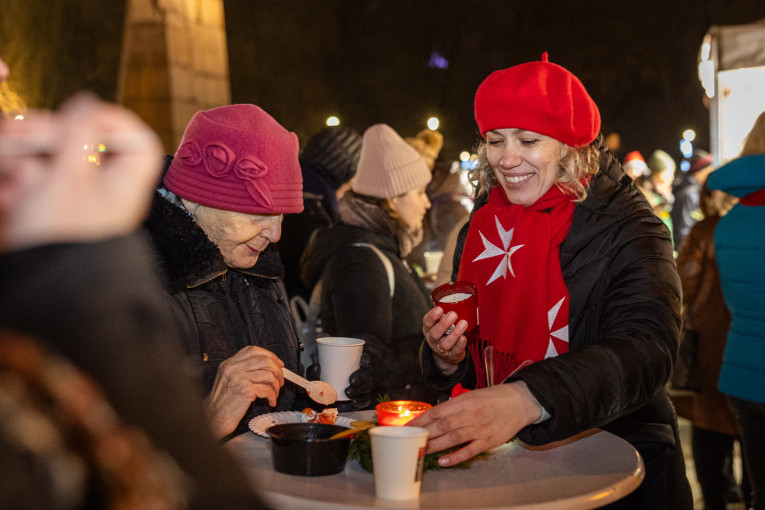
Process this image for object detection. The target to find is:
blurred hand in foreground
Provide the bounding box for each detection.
[0,93,163,252]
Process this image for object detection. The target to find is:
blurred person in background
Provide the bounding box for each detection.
[280,125,362,301]
[671,149,715,251]
[0,54,267,507]
[643,149,676,237]
[671,183,749,510]
[301,124,437,405]
[622,150,649,182]
[707,111,765,510]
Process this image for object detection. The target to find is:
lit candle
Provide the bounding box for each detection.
[376,401,432,426]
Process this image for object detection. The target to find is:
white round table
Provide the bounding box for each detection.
[226,411,644,509]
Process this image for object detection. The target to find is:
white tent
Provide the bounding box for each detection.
[699,18,765,164]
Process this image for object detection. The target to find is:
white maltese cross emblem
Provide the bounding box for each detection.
[472,216,524,285]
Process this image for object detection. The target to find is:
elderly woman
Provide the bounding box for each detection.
[410,54,692,509]
[301,124,437,404]
[143,104,369,438]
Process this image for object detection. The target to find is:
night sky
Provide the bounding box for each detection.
[3,1,765,165]
[224,0,765,163]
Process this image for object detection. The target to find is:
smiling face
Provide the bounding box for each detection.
[387,186,430,230]
[186,201,283,269]
[485,128,565,207]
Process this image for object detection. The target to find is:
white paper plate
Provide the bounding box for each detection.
[248,411,353,438]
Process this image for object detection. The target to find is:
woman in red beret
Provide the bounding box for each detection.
[410,54,692,509]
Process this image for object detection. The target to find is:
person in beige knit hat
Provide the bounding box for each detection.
[300,123,437,404]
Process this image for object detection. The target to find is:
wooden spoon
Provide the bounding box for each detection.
[329,420,375,440]
[282,367,337,405]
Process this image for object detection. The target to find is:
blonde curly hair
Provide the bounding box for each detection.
[469,138,600,202]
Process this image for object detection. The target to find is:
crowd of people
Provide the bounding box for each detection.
[2,47,764,510]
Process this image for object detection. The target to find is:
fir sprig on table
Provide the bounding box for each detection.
[347,426,491,473]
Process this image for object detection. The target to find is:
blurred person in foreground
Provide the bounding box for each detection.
[671,183,748,510]
[279,125,362,301]
[0,55,266,508]
[410,53,691,509]
[301,124,437,404]
[142,105,372,439]
[671,149,715,251]
[707,111,765,510]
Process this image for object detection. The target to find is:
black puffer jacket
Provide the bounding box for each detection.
[143,190,302,436]
[301,224,437,404]
[424,142,683,448]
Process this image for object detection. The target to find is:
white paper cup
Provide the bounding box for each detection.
[369,426,429,500]
[316,337,364,401]
[423,250,444,274]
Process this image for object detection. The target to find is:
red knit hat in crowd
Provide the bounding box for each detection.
[164,104,303,214]
[623,150,649,176]
[688,149,714,173]
[474,52,601,148]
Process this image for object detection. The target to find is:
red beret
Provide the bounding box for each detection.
[474,53,601,148]
[164,104,303,214]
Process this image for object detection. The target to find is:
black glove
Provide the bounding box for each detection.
[305,362,321,381]
[305,353,374,410]
[344,352,373,409]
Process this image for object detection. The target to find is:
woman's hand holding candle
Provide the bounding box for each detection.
[408,382,542,467]
[423,306,469,374]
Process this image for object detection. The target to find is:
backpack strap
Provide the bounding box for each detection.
[352,242,394,297]
[289,242,395,369]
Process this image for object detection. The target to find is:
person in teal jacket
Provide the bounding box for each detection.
[707,111,765,510]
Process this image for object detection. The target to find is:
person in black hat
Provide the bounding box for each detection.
[279,125,363,301]
[671,149,715,250]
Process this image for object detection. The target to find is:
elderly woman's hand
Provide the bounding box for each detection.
[205,345,285,438]
[423,306,469,374]
[408,382,542,467]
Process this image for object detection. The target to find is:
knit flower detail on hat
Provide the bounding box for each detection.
[176,141,273,208]
[176,141,204,168]
[203,144,236,178]
[235,157,272,208]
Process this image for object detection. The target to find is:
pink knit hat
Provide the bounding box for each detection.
[352,124,432,198]
[164,104,303,214]
[474,53,600,148]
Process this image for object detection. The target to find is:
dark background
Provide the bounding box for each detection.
[2,0,765,163]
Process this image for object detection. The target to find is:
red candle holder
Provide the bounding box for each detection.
[376,401,432,426]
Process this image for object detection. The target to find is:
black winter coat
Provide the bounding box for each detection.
[425,143,683,447]
[301,224,437,404]
[143,191,302,435]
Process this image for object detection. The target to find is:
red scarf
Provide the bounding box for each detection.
[458,185,575,386]
[740,188,765,206]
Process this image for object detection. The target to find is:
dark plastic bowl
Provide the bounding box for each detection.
[267,423,352,476]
